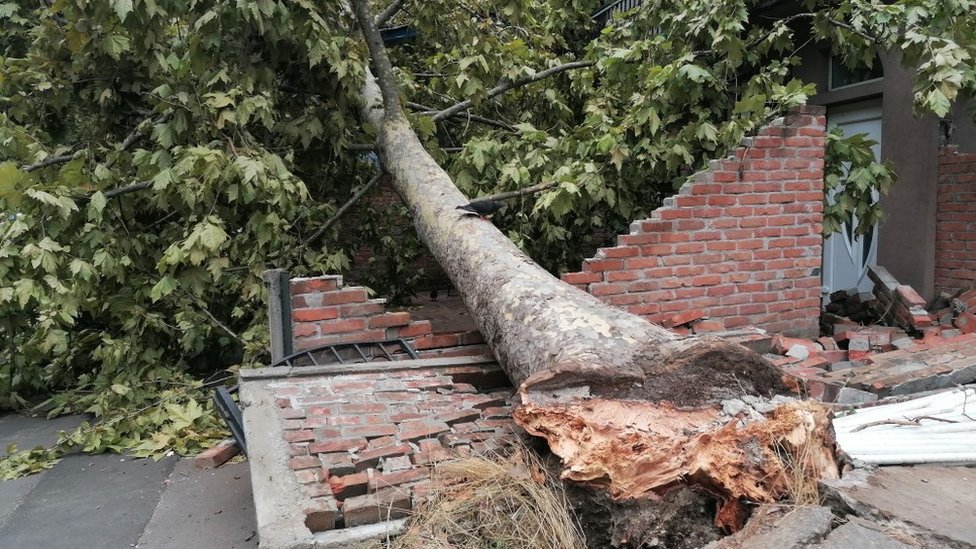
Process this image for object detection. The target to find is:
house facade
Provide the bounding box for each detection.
[770,3,976,301]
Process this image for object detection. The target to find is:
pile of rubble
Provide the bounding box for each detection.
[754,266,976,404]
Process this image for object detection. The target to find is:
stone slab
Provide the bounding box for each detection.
[815,518,914,549]
[704,505,834,549]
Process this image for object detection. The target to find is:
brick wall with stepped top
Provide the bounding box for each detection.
[560,105,827,336]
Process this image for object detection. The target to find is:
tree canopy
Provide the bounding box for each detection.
[0,0,974,458]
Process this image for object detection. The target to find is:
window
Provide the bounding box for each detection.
[829,55,884,90]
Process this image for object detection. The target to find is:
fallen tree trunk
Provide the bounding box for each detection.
[350,0,838,532]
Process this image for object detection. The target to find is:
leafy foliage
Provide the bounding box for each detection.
[0,0,974,467]
[1,375,227,479]
[822,128,896,236]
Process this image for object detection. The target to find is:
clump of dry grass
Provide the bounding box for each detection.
[391,448,586,549]
[775,435,824,506]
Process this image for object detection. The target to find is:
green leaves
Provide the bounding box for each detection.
[823,127,896,237]
[0,162,27,206]
[112,0,133,22]
[101,34,130,60]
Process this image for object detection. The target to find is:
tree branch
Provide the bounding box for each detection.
[103,180,152,199]
[346,143,377,152]
[432,60,594,122]
[116,117,155,153]
[407,101,515,131]
[468,181,557,204]
[765,12,877,44]
[375,0,405,28]
[300,173,382,250]
[351,0,403,118]
[195,300,245,344]
[21,115,155,173]
[21,153,78,173]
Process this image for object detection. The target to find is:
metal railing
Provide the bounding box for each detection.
[592,0,644,26]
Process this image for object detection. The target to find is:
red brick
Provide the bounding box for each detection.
[307,406,334,417]
[482,406,512,419]
[338,403,389,414]
[817,336,839,351]
[342,425,397,438]
[291,277,339,295]
[369,468,429,491]
[583,259,624,272]
[284,430,316,443]
[339,301,386,317]
[320,452,356,476]
[329,472,369,499]
[661,309,705,328]
[335,329,387,344]
[690,319,724,333]
[293,307,340,322]
[342,488,411,527]
[561,271,602,285]
[771,335,822,355]
[322,288,368,306]
[413,333,461,350]
[954,312,976,334]
[600,246,640,258]
[320,318,367,334]
[589,282,629,296]
[289,455,321,470]
[293,324,319,338]
[368,312,412,329]
[435,409,483,426]
[895,285,927,308]
[303,497,339,532]
[294,469,319,484]
[391,321,433,338]
[398,420,451,442]
[194,439,241,469]
[817,349,848,363]
[354,443,413,471]
[309,437,368,454]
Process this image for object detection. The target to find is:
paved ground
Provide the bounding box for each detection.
[0,413,257,549]
[823,466,976,547]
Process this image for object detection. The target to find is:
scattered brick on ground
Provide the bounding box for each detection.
[269,363,520,533]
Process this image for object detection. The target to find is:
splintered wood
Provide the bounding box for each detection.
[514,399,838,531]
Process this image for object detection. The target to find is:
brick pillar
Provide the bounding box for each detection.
[935,146,976,294]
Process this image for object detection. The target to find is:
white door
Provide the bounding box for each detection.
[822,99,882,304]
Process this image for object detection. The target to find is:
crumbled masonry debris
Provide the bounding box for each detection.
[759,269,976,403]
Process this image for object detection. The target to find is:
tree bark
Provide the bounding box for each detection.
[350,0,838,532]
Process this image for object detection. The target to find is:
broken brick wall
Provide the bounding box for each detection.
[289,275,486,358]
[266,362,516,532]
[935,146,976,295]
[343,177,448,288]
[562,106,826,336]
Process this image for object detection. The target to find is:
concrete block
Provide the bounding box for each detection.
[835,387,878,405]
[818,519,913,549]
